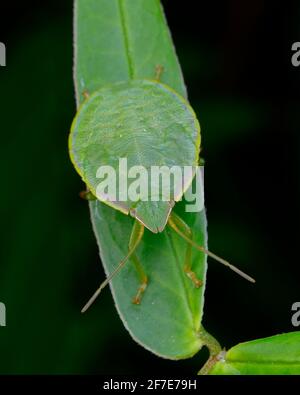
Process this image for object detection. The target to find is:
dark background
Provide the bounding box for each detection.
[0,0,299,374]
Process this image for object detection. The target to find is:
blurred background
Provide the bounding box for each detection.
[0,0,299,374]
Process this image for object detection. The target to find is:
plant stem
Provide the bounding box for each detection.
[198,326,224,375]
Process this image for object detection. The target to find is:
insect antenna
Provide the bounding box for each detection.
[169,217,255,283]
[81,250,136,313]
[81,222,144,313]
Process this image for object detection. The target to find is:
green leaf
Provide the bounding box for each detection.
[69,79,200,233]
[208,332,300,375]
[74,0,207,358]
[74,0,187,98]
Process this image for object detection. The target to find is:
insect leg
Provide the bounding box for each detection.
[154,64,164,81]
[183,232,203,287]
[128,221,148,304]
[79,190,97,200]
[81,220,144,313]
[130,253,148,305]
[82,90,90,99]
[168,212,202,287]
[168,211,255,284]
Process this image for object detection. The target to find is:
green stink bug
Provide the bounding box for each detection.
[69,78,254,312]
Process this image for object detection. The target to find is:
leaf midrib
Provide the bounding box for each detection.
[118,0,134,79]
[115,0,199,333]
